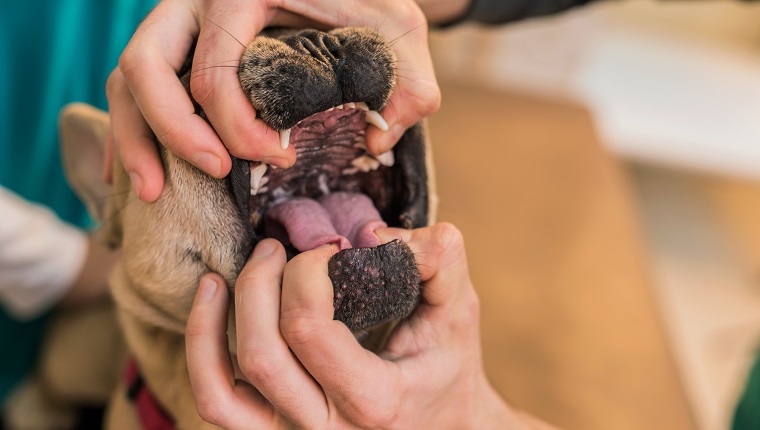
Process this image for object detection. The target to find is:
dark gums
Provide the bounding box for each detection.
[329,240,421,331]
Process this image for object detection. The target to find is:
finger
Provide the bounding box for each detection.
[106,69,163,202]
[186,274,272,429]
[366,21,440,155]
[191,2,296,167]
[375,223,471,307]
[118,1,234,180]
[279,245,398,417]
[103,127,115,185]
[278,0,440,155]
[235,239,327,426]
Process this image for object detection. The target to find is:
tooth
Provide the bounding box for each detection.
[346,102,356,109]
[375,151,395,167]
[365,111,389,131]
[250,163,268,195]
[342,167,359,175]
[328,107,335,112]
[337,104,344,110]
[355,102,369,111]
[279,128,291,150]
[352,155,380,172]
[354,140,368,150]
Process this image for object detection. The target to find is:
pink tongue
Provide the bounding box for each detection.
[265,192,386,252]
[320,192,386,249]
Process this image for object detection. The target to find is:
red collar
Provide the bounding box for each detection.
[125,359,177,430]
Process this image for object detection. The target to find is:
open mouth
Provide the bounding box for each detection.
[232,99,426,331]
[223,27,429,332]
[246,101,399,257]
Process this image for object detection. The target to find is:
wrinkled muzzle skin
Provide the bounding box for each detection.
[61,26,435,429]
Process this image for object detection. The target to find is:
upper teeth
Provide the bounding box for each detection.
[277,102,388,154]
[364,110,389,131]
[279,128,291,150]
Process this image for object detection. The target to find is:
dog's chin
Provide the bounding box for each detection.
[228,101,423,332]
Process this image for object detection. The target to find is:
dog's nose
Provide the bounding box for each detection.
[288,30,344,69]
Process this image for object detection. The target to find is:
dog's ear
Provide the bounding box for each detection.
[59,103,125,248]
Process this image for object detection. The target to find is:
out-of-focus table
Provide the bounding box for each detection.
[429,84,695,430]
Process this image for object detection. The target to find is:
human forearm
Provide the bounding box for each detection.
[415,0,471,25]
[0,187,88,319]
[419,0,601,26]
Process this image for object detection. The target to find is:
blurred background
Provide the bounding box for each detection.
[425,1,760,429]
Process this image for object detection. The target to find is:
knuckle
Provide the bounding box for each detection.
[189,71,217,108]
[183,318,209,341]
[195,398,226,426]
[279,314,319,347]
[105,69,123,99]
[432,222,465,253]
[238,350,282,384]
[117,47,140,81]
[422,85,442,115]
[351,394,400,428]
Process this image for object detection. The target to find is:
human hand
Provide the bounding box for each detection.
[185,224,554,429]
[108,0,440,202]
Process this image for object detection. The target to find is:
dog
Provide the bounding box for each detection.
[60,27,436,429]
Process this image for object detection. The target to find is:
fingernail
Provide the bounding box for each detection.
[129,172,143,197]
[261,156,295,169]
[197,276,218,303]
[252,240,276,259]
[194,152,222,177]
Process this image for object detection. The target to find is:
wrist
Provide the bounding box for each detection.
[470,378,520,429]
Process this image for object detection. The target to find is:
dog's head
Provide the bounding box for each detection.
[60,27,435,338]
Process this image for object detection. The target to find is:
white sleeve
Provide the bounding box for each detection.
[0,187,88,320]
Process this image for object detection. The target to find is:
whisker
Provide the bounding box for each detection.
[193,65,242,73]
[388,23,427,47]
[92,194,137,236]
[201,16,247,49]
[89,189,131,202]
[149,252,191,290]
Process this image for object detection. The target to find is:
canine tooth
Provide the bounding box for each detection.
[279,128,291,150]
[352,155,381,173]
[346,102,356,109]
[365,111,389,131]
[250,163,268,195]
[356,102,370,111]
[375,151,395,167]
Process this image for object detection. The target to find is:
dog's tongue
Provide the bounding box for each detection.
[265,192,386,252]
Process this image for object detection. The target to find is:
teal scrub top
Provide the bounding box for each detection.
[0,0,156,403]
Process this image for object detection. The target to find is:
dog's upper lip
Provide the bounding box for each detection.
[277,101,389,150]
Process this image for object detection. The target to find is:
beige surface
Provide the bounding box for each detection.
[428,84,696,430]
[630,164,760,430]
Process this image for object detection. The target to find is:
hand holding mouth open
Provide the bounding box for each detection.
[185,224,557,429]
[108,0,441,203]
